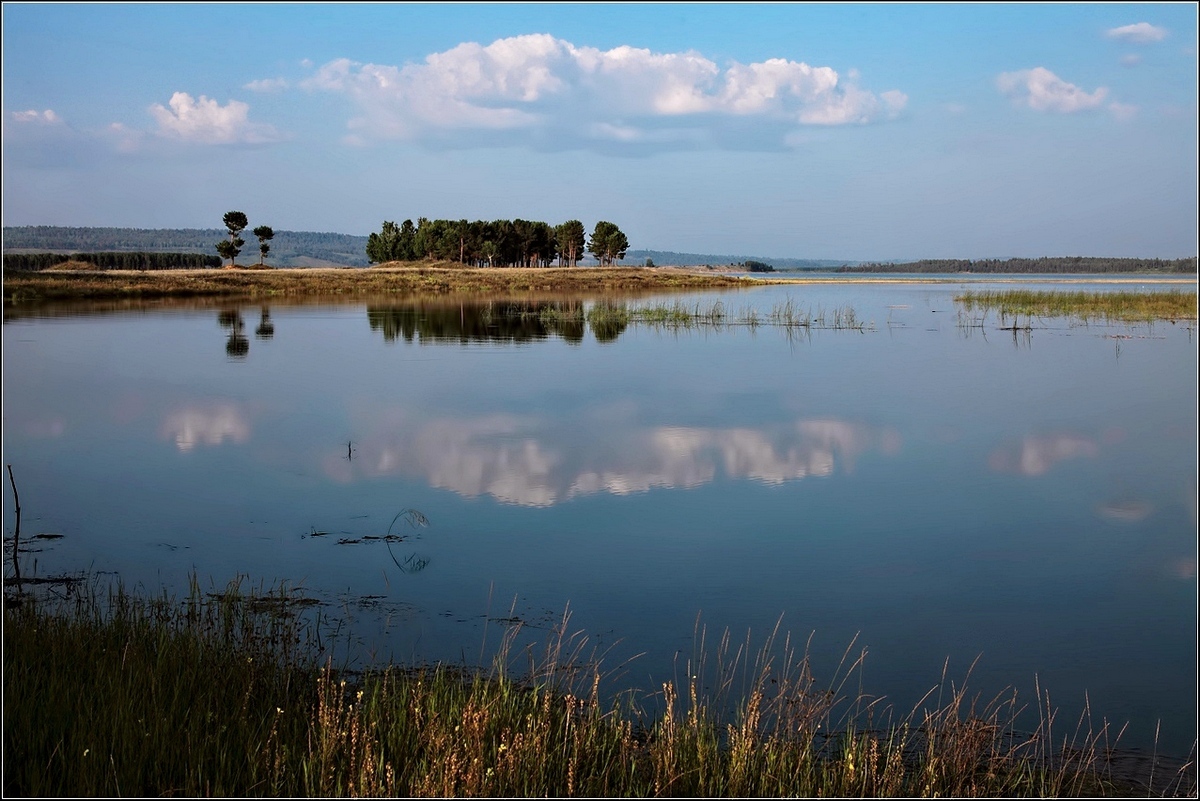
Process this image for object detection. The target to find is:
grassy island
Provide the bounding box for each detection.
[2,263,759,306]
[955,289,1198,323]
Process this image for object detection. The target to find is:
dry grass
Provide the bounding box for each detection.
[3,262,756,305]
[43,259,102,271]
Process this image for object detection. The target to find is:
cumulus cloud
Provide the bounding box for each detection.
[1106,22,1168,44]
[302,34,907,151]
[149,92,283,144]
[996,67,1108,113]
[244,77,289,93]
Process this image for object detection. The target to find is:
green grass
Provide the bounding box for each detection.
[583,298,873,334]
[954,290,1198,324]
[6,578,1192,797]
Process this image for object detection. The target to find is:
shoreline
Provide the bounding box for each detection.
[5,263,1196,307]
[3,264,767,305]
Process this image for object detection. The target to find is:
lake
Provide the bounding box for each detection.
[3,275,1196,758]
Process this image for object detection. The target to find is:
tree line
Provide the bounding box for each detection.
[366,218,629,267]
[838,256,1197,274]
[3,226,372,267]
[3,252,222,271]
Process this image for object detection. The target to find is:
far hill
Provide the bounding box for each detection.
[628,250,854,269]
[839,257,1197,274]
[2,226,371,267]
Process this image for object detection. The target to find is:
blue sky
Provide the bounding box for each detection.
[2,3,1196,260]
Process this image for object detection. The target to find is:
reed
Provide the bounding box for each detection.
[7,579,1192,797]
[583,298,872,334]
[954,289,1198,323]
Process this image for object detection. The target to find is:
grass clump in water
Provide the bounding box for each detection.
[4,580,1194,797]
[955,289,1198,323]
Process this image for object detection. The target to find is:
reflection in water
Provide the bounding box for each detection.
[4,283,1195,758]
[20,418,66,439]
[218,307,277,355]
[323,412,901,507]
[589,300,628,343]
[219,309,249,358]
[1097,500,1153,522]
[255,307,275,340]
[161,404,251,452]
[987,432,1100,476]
[368,301,586,345]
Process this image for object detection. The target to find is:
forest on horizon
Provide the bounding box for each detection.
[3,226,1195,273]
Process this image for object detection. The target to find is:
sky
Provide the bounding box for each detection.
[2,3,1197,261]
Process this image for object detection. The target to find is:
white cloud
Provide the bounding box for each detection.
[244,77,289,93]
[1120,53,1142,67]
[11,109,62,124]
[302,34,907,150]
[1106,22,1168,44]
[1108,101,1138,121]
[104,122,145,153]
[148,92,283,144]
[996,67,1108,113]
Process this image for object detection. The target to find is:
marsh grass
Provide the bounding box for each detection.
[7,579,1192,797]
[583,298,872,335]
[955,289,1198,324]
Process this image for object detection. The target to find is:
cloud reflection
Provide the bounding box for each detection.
[987,433,1100,476]
[1097,500,1153,522]
[329,412,900,507]
[161,404,251,452]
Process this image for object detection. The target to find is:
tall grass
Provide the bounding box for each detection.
[584,298,872,333]
[4,579,1194,797]
[955,289,1198,324]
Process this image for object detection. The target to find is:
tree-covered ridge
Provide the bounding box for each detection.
[3,226,371,267]
[627,251,854,269]
[366,218,625,268]
[838,257,1197,274]
[4,252,222,271]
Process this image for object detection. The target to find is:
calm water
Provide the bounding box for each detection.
[3,277,1196,755]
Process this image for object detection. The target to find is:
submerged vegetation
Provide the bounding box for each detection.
[4,579,1193,798]
[955,289,1198,324]
[581,298,873,333]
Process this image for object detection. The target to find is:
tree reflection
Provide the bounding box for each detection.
[218,309,249,358]
[367,300,595,345]
[255,307,275,340]
[218,306,276,356]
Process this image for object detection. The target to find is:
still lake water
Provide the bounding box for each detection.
[3,276,1197,756]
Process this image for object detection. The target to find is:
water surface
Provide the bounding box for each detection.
[3,277,1196,755]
